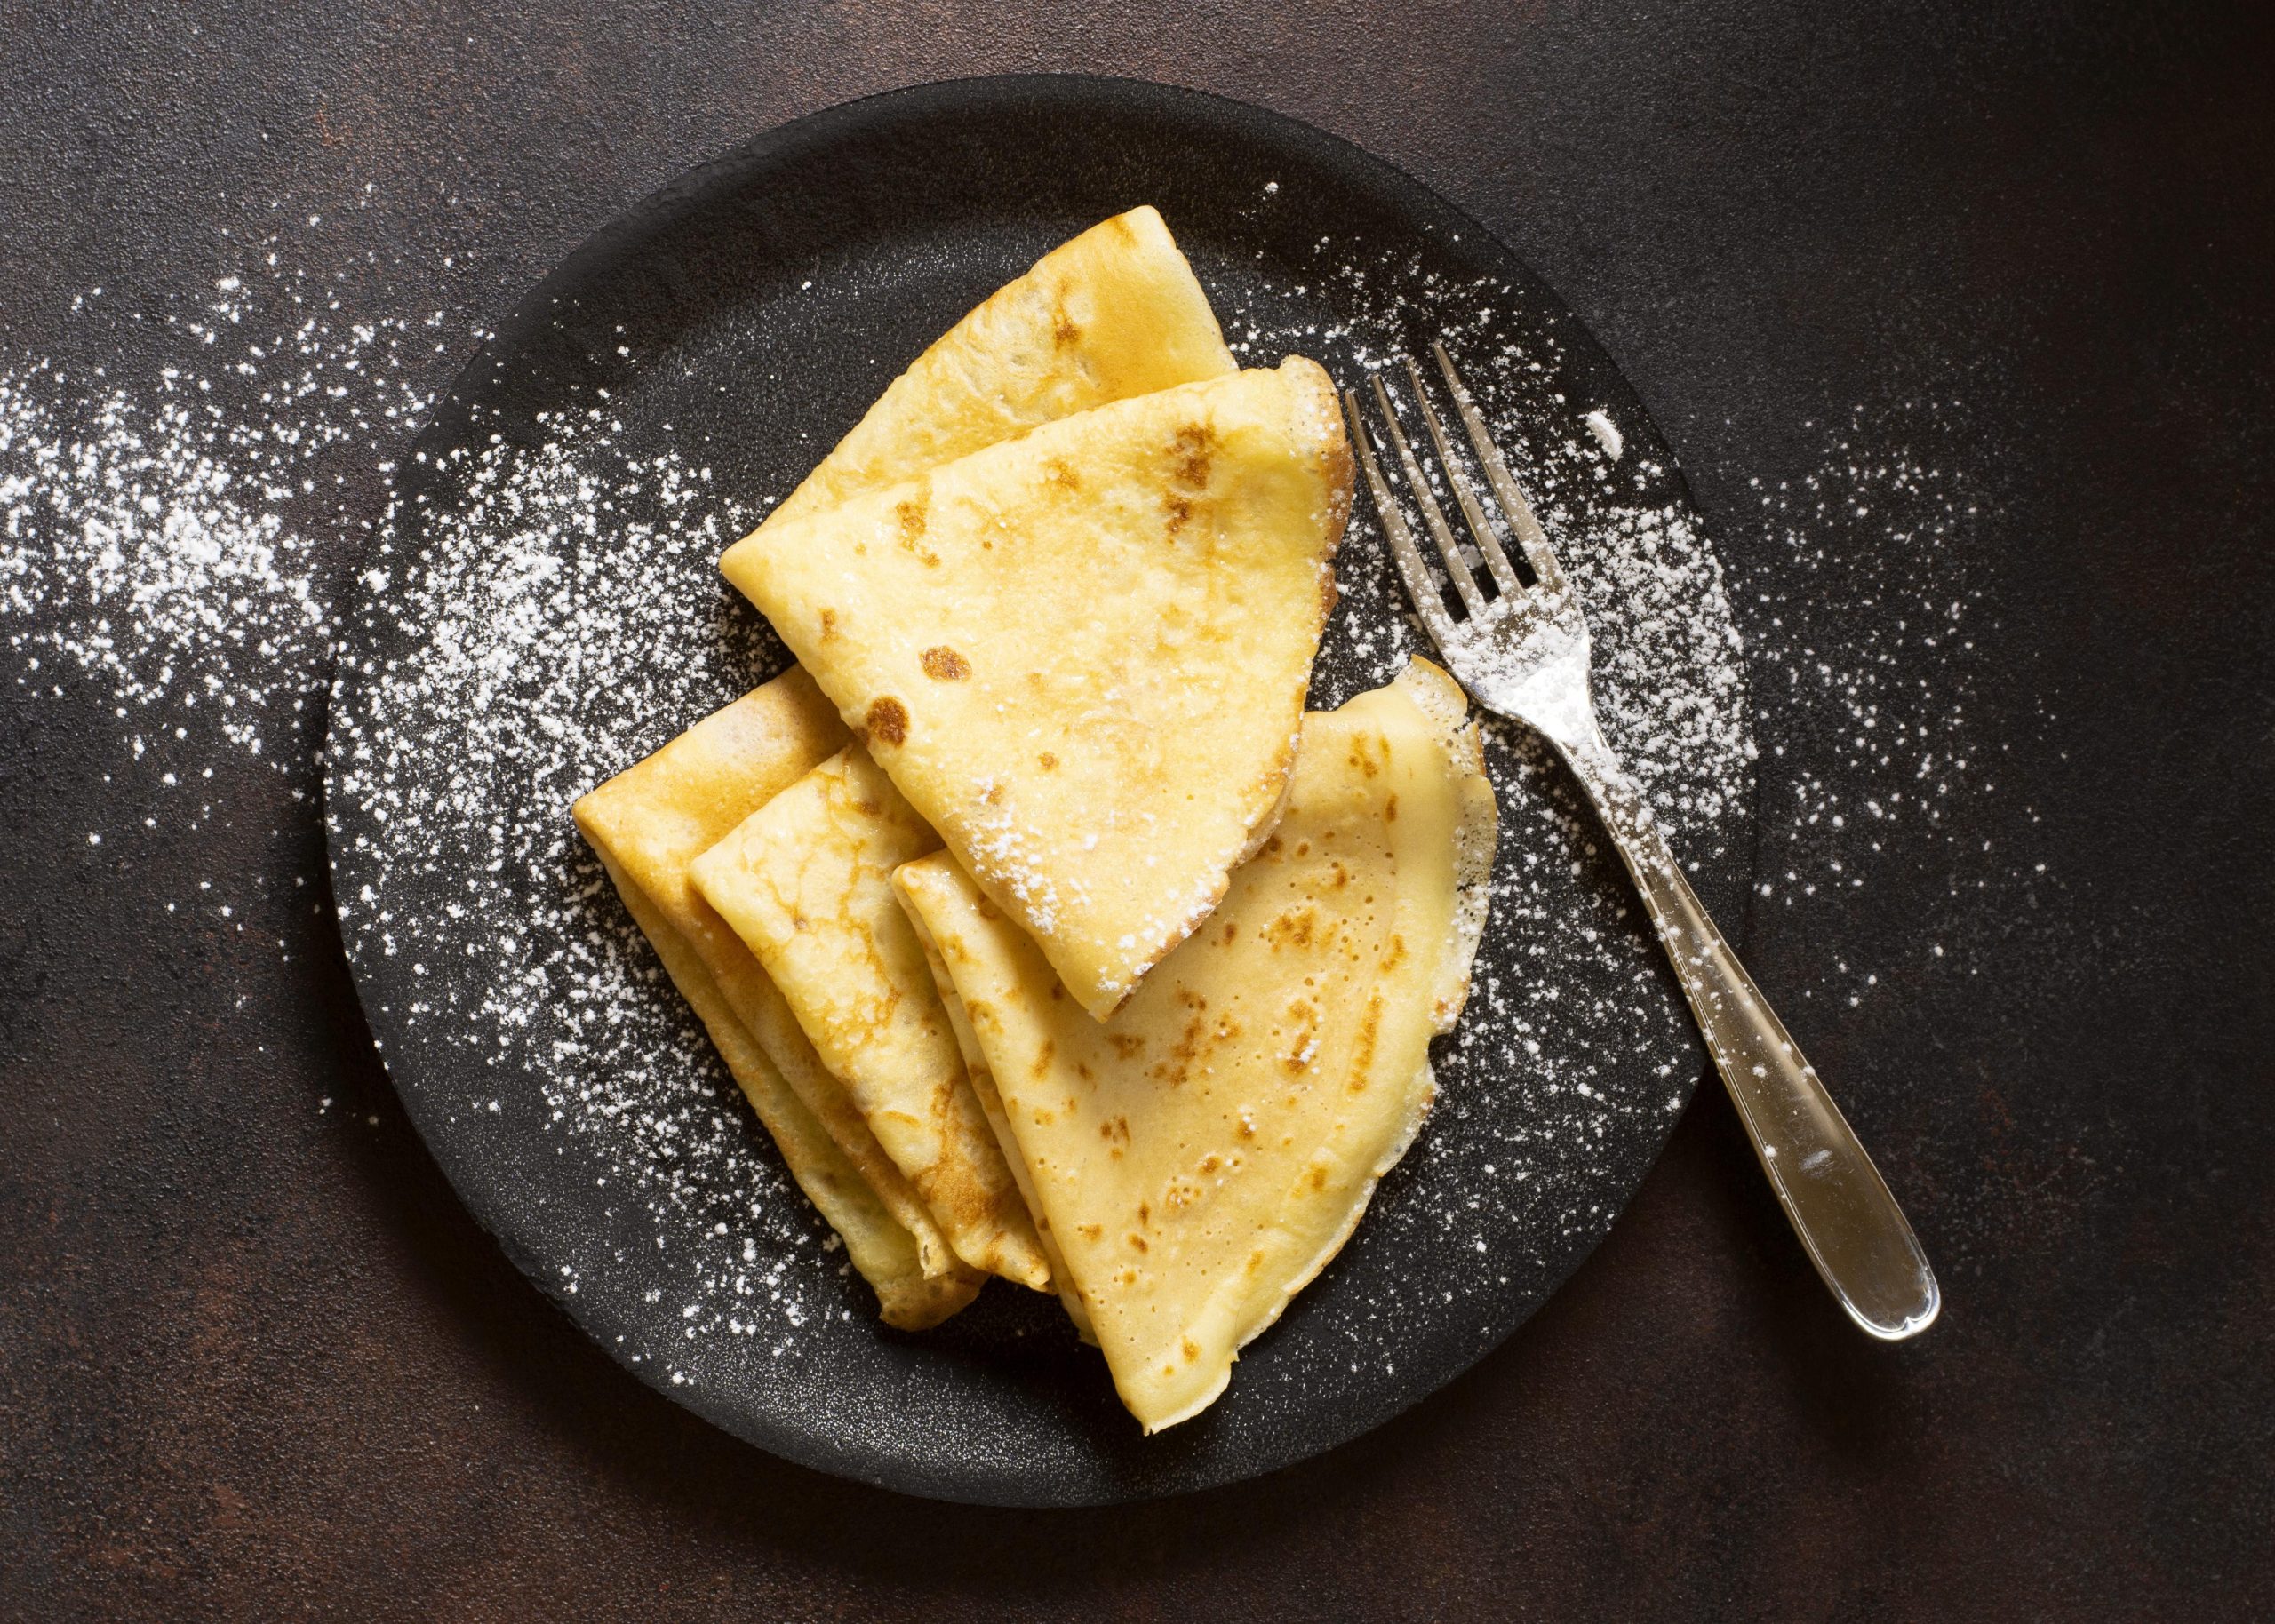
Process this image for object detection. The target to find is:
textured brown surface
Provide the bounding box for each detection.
[4,1,2273,1619]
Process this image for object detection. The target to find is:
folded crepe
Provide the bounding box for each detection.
[725,358,1353,1020]
[894,661,1497,1428]
[573,669,980,1331]
[756,204,1237,534]
[690,744,1052,1290]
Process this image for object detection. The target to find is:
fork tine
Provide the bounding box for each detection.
[1341,387,1458,653]
[1401,354,1525,598]
[1369,373,1490,619]
[1431,342,1570,596]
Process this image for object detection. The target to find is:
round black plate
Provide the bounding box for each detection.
[325,75,1756,1505]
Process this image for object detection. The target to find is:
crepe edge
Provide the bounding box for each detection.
[1071,354,1357,1023]
[745,203,1238,543]
[583,845,980,1333]
[894,856,1096,1334]
[1390,656,1500,1032]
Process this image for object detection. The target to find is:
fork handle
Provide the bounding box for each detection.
[1559,726,1940,1340]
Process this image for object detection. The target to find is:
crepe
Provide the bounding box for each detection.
[757,204,1236,535]
[690,744,1052,1290]
[573,669,980,1330]
[893,661,1497,1427]
[724,358,1352,1020]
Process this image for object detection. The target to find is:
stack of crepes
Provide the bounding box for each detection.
[574,207,1498,1431]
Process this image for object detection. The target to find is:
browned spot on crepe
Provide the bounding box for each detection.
[921,646,971,681]
[866,697,907,746]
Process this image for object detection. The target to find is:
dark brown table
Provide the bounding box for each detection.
[4,4,2270,1618]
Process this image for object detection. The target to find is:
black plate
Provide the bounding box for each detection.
[325,74,1756,1505]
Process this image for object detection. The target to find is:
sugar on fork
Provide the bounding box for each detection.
[1344,346,1939,1340]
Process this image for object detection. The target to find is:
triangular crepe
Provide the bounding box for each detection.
[893,662,1497,1426]
[573,669,980,1330]
[690,744,1052,1289]
[725,358,1353,1020]
[758,205,1236,534]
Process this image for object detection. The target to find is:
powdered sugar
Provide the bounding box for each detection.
[332,402,841,1371]
[1584,410,1624,461]
[3,313,428,763]
[1736,400,2035,1010]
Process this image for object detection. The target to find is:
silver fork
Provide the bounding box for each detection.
[1345,346,1939,1340]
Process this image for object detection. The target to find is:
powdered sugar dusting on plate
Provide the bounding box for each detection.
[331,410,850,1375]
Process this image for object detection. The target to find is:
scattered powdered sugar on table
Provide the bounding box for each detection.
[1,243,436,831]
[0,227,461,991]
[1736,400,2036,1011]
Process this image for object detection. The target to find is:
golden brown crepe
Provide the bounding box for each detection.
[724,358,1353,1020]
[690,744,1052,1290]
[573,670,979,1330]
[756,205,1236,534]
[893,662,1497,1425]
